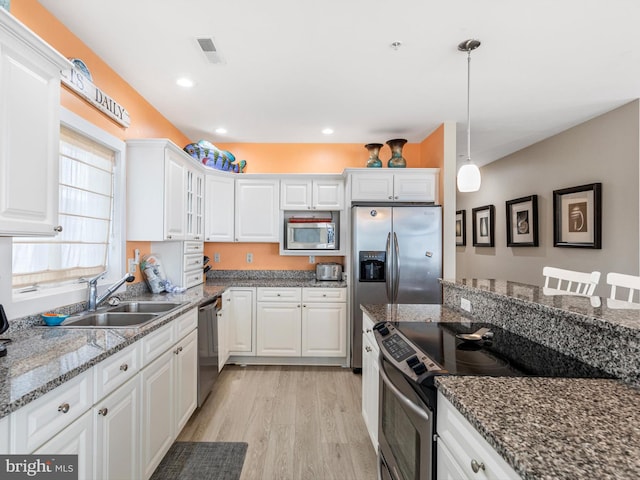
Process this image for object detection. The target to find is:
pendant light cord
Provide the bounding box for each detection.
[466,49,472,162]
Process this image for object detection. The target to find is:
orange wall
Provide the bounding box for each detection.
[12,2,445,274]
[419,124,445,204]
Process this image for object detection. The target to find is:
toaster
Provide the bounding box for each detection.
[316,263,342,281]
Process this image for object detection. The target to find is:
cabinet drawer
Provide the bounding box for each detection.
[183,270,204,288]
[302,288,346,302]
[183,253,203,271]
[184,241,203,254]
[436,393,520,480]
[142,322,175,366]
[257,287,301,302]
[175,308,198,339]
[94,342,140,400]
[12,369,94,453]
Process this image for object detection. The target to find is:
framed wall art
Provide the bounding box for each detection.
[506,195,539,247]
[455,210,466,246]
[472,204,495,247]
[553,182,602,249]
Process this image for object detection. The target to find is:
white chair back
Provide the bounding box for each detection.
[606,272,640,303]
[542,266,601,296]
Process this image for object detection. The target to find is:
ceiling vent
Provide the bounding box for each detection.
[196,37,225,64]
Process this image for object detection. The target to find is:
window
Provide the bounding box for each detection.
[6,108,126,318]
[12,127,115,289]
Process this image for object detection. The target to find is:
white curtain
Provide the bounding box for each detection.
[12,127,115,288]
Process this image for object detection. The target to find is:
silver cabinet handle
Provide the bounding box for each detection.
[53,225,63,232]
[470,459,485,473]
[98,408,109,416]
[366,329,372,333]
[58,403,70,414]
[365,346,372,352]
[174,346,183,355]
[120,364,128,372]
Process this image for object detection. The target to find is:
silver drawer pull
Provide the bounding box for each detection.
[58,403,70,414]
[53,225,63,232]
[174,346,183,355]
[98,408,109,417]
[366,329,372,333]
[470,459,485,473]
[120,363,129,372]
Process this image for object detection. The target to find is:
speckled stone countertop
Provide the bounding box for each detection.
[436,376,640,480]
[362,302,640,479]
[0,271,345,419]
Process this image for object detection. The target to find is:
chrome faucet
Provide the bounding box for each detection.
[87,271,135,311]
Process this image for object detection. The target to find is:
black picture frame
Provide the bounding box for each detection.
[553,183,602,249]
[506,195,539,247]
[455,210,466,246]
[472,204,495,247]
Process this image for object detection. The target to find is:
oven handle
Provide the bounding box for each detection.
[379,361,431,423]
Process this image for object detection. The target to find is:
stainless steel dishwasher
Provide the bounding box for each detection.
[197,296,221,407]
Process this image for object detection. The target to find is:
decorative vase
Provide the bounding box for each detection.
[386,138,407,168]
[364,143,383,168]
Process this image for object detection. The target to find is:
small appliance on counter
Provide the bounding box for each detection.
[316,262,342,281]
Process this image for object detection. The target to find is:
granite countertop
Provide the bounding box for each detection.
[436,376,640,480]
[362,302,640,479]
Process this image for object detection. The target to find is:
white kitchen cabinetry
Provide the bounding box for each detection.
[257,287,302,357]
[349,169,439,203]
[218,290,231,371]
[127,139,205,241]
[235,178,280,242]
[301,288,347,357]
[205,173,235,242]
[436,392,520,480]
[0,415,8,454]
[361,312,379,450]
[34,410,94,479]
[280,177,344,210]
[151,240,204,289]
[0,10,70,236]
[228,288,256,355]
[141,308,198,479]
[93,375,141,480]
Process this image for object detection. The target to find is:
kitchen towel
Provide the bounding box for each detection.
[150,441,248,480]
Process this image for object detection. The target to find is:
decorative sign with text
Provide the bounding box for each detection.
[61,67,131,128]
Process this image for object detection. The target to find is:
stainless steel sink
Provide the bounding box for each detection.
[107,301,185,314]
[61,312,158,328]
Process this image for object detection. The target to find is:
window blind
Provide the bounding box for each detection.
[12,126,115,289]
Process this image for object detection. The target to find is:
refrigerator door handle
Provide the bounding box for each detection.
[393,232,400,303]
[385,232,392,302]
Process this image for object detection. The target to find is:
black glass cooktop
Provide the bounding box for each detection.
[392,321,613,379]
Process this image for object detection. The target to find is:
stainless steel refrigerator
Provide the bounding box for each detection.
[351,204,442,370]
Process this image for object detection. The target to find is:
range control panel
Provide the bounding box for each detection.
[373,322,444,381]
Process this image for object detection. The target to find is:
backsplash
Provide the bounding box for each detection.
[206,269,316,280]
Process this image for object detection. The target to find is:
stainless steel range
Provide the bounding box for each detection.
[373,320,613,480]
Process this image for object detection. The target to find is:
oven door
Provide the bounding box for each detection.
[378,357,433,480]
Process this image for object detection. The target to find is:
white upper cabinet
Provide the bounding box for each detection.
[0,10,70,236]
[349,169,439,203]
[235,178,280,242]
[204,173,235,242]
[127,139,205,241]
[280,176,344,211]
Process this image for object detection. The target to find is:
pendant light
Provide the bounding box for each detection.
[457,39,482,192]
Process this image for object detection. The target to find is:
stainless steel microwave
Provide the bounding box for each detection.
[286,221,337,250]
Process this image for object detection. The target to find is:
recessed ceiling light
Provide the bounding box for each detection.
[322,128,334,135]
[215,127,227,135]
[176,77,194,88]
[390,41,402,50]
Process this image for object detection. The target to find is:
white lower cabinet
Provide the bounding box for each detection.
[228,288,255,355]
[361,312,379,450]
[94,375,141,480]
[217,290,231,371]
[301,302,347,357]
[257,300,302,356]
[7,306,199,480]
[34,410,94,480]
[141,348,175,479]
[436,392,519,480]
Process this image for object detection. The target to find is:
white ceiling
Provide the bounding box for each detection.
[39,0,640,167]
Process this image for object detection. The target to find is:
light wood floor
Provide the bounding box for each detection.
[178,365,378,480]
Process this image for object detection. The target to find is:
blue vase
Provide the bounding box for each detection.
[365,143,383,168]
[386,138,407,168]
